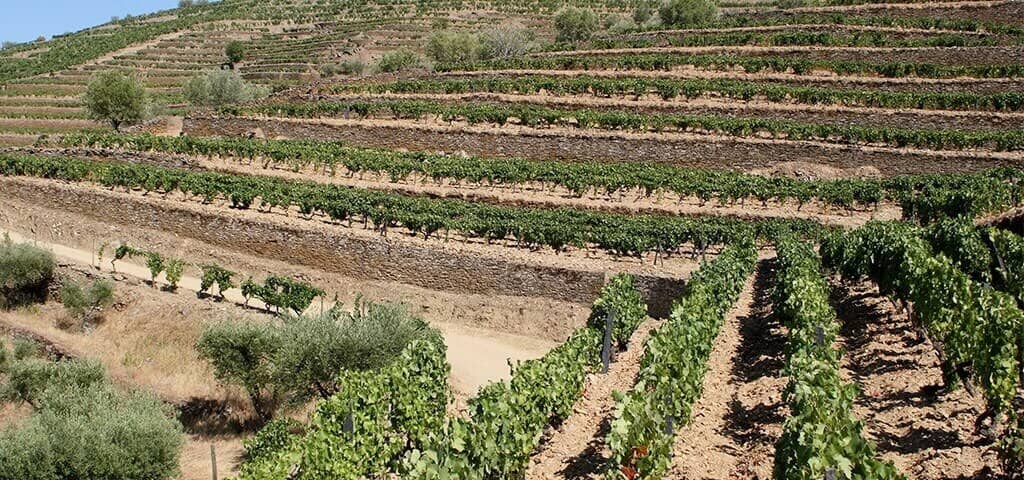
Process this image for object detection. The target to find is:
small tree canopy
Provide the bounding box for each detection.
[554,7,599,43]
[425,30,479,64]
[60,280,115,328]
[479,22,533,59]
[196,321,281,420]
[82,70,148,131]
[659,0,719,27]
[0,240,54,309]
[225,41,246,67]
[184,70,269,107]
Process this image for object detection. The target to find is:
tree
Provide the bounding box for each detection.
[659,0,719,27]
[0,239,54,309]
[0,359,106,408]
[196,321,281,420]
[426,31,479,64]
[184,70,269,107]
[225,41,246,69]
[60,280,115,328]
[178,0,195,7]
[554,7,599,43]
[376,48,420,73]
[633,0,658,24]
[82,70,147,131]
[479,22,533,59]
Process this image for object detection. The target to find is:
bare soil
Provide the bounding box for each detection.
[668,259,787,480]
[526,319,664,480]
[831,279,1006,479]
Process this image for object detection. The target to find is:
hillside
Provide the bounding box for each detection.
[1,0,1023,479]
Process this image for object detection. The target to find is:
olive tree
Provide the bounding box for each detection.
[554,7,599,43]
[659,0,719,27]
[184,70,269,107]
[225,41,246,68]
[196,321,281,421]
[82,70,148,131]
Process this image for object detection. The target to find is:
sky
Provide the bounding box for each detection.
[2,1,180,44]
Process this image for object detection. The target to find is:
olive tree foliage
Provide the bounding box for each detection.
[377,48,421,73]
[272,299,429,402]
[225,41,246,68]
[426,30,480,64]
[60,279,115,329]
[659,0,719,27]
[82,70,148,131]
[479,22,534,59]
[0,238,55,309]
[184,70,269,107]
[554,7,600,43]
[195,321,281,421]
[0,359,183,480]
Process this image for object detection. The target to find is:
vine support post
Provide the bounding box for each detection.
[210,444,217,480]
[602,308,615,374]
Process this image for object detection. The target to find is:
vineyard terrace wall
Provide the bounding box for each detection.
[0,176,687,317]
[183,116,1019,177]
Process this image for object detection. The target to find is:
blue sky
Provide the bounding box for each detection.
[2,1,179,44]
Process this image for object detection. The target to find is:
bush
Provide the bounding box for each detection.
[225,41,246,68]
[164,259,184,289]
[178,0,194,7]
[196,321,281,420]
[0,382,183,480]
[479,22,533,60]
[200,264,236,298]
[60,280,115,328]
[242,417,303,463]
[633,0,659,24]
[426,31,479,64]
[184,70,269,107]
[587,274,648,348]
[0,240,55,309]
[272,299,428,400]
[554,7,599,43]
[659,0,719,27]
[377,49,421,73]
[83,70,148,131]
[12,338,40,361]
[339,58,367,75]
[0,358,106,407]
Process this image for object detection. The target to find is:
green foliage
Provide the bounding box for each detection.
[0,358,106,408]
[377,48,421,73]
[607,240,756,479]
[426,31,479,64]
[234,99,1024,152]
[200,263,236,298]
[0,380,183,480]
[0,343,7,374]
[587,274,647,348]
[988,228,1024,305]
[633,0,658,24]
[238,333,449,480]
[60,279,115,327]
[111,244,187,288]
[184,70,270,107]
[659,0,719,27]
[554,7,599,43]
[196,321,281,420]
[772,238,904,480]
[338,58,367,75]
[164,259,185,289]
[406,326,602,479]
[478,22,533,59]
[82,70,148,131]
[12,338,41,361]
[241,276,324,316]
[243,418,303,465]
[0,240,54,309]
[1,151,829,258]
[923,218,992,283]
[821,222,1024,417]
[273,300,429,400]
[225,41,246,67]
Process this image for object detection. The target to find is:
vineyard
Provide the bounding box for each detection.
[1,0,1024,479]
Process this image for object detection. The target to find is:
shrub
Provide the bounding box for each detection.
[83,70,148,131]
[339,58,367,75]
[196,321,281,420]
[0,240,55,309]
[554,7,599,43]
[225,41,246,68]
[12,338,40,361]
[0,343,7,374]
[242,417,303,463]
[479,22,533,59]
[178,0,194,7]
[0,358,106,407]
[0,382,183,480]
[272,299,428,400]
[633,0,658,24]
[377,48,421,73]
[426,31,479,64]
[659,0,719,27]
[164,259,184,289]
[184,70,269,107]
[60,280,115,328]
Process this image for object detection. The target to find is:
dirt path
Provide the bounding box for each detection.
[668,259,787,479]
[831,279,1005,479]
[525,319,664,480]
[0,228,555,397]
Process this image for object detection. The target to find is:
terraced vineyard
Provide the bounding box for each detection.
[1,0,1023,479]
